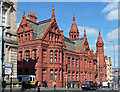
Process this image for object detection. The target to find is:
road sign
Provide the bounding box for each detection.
[64,72,67,78]
[3,62,13,75]
[5,68,12,75]
[5,62,13,68]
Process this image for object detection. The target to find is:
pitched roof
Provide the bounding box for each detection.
[26,19,51,40]
[63,37,84,52]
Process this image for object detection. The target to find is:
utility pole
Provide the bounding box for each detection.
[110,40,116,90]
[0,2,3,91]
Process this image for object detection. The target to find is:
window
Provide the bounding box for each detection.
[19,51,22,62]
[84,61,86,68]
[34,49,37,60]
[68,57,70,67]
[72,58,74,67]
[26,51,30,62]
[50,50,53,62]
[76,59,78,68]
[72,72,74,80]
[18,36,20,43]
[55,69,57,80]
[28,34,30,41]
[59,51,61,62]
[76,72,78,80]
[55,51,57,62]
[2,10,6,26]
[21,35,23,43]
[50,69,53,80]
[68,72,70,81]
[101,67,102,72]
[89,61,91,68]
[90,73,91,80]
[25,34,27,41]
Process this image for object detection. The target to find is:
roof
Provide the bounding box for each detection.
[63,37,84,52]
[27,19,51,39]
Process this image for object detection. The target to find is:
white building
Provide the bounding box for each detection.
[105,55,113,83]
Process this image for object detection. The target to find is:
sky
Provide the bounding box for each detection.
[17,2,118,67]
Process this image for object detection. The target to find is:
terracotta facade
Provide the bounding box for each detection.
[17,6,107,87]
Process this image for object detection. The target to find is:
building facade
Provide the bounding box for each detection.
[17,6,107,87]
[105,55,113,82]
[0,0,17,78]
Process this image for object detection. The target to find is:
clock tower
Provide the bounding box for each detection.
[96,30,106,82]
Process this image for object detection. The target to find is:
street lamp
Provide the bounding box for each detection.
[110,40,116,89]
[0,25,11,91]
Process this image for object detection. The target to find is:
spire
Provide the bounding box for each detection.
[99,29,101,37]
[22,11,26,19]
[51,5,55,20]
[73,13,75,22]
[84,28,86,38]
[97,29,103,44]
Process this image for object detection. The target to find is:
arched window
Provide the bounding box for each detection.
[28,33,30,41]
[21,35,23,43]
[68,57,70,67]
[25,50,30,62]
[76,59,78,68]
[89,61,91,69]
[68,72,70,81]
[59,51,61,62]
[76,72,78,80]
[72,58,74,67]
[55,51,57,62]
[50,50,53,62]
[25,34,27,41]
[50,69,53,80]
[55,69,57,80]
[72,72,74,80]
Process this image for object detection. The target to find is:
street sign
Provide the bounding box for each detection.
[5,68,12,75]
[5,62,13,68]
[3,62,13,75]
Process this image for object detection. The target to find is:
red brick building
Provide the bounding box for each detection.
[17,6,107,87]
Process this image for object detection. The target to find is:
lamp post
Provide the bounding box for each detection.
[110,40,115,89]
[0,25,11,91]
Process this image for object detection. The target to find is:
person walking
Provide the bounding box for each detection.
[37,81,40,92]
[108,82,110,89]
[2,81,6,92]
[53,81,56,90]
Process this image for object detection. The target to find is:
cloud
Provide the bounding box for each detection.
[102,1,119,21]
[106,45,119,52]
[78,26,98,36]
[106,28,118,40]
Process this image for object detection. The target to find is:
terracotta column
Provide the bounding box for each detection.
[57,69,59,81]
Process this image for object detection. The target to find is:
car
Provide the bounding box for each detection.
[81,81,96,90]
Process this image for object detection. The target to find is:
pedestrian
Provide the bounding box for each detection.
[78,82,79,88]
[2,81,6,92]
[53,81,56,90]
[108,82,110,89]
[37,81,40,92]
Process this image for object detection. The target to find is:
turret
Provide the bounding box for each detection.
[69,14,79,40]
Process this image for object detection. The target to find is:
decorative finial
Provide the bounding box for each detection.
[84,28,86,38]
[22,11,26,18]
[73,13,75,22]
[99,29,101,36]
[52,5,55,20]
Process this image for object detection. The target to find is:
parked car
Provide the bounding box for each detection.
[81,81,97,90]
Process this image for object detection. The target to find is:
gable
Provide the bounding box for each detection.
[41,19,66,47]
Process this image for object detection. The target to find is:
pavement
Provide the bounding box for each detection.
[4,87,120,92]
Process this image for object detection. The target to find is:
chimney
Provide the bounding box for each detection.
[59,30,65,38]
[28,11,37,23]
